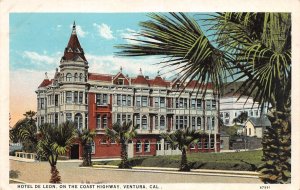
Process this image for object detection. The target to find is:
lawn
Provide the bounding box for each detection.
[93,150,263,171]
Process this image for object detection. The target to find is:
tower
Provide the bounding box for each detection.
[59,22,89,130]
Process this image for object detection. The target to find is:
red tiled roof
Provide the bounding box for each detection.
[88,73,112,82]
[38,79,52,88]
[149,76,168,87]
[62,24,87,62]
[132,75,149,86]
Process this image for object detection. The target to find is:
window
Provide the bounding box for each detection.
[66,73,72,81]
[101,139,107,144]
[102,115,107,128]
[136,140,142,152]
[135,114,140,128]
[207,117,211,130]
[66,113,72,121]
[110,139,116,144]
[74,91,78,103]
[204,139,209,149]
[40,98,45,109]
[142,115,147,130]
[156,142,161,150]
[117,114,121,124]
[248,128,251,136]
[79,92,83,104]
[155,116,158,130]
[191,99,196,108]
[197,99,202,109]
[225,112,230,118]
[160,116,165,130]
[211,117,215,130]
[142,96,147,107]
[54,113,58,126]
[122,114,126,123]
[190,143,195,149]
[75,113,83,130]
[127,95,131,106]
[255,110,259,116]
[206,100,211,109]
[79,73,83,81]
[96,114,101,129]
[117,94,121,105]
[96,94,108,106]
[197,141,202,149]
[144,140,150,152]
[117,79,124,85]
[250,110,253,116]
[191,117,196,130]
[160,97,165,107]
[136,96,141,107]
[91,141,95,154]
[225,119,229,125]
[74,73,78,81]
[122,95,126,106]
[197,117,201,130]
[154,97,159,107]
[184,98,188,108]
[179,116,184,129]
[179,98,183,108]
[210,138,214,149]
[41,116,44,125]
[66,91,72,103]
[212,100,216,109]
[175,116,178,130]
[55,95,59,106]
[175,98,179,108]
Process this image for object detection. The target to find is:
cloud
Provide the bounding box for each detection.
[85,54,176,78]
[20,51,61,70]
[118,28,159,44]
[93,23,115,40]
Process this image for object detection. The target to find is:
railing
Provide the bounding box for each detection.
[15,152,37,160]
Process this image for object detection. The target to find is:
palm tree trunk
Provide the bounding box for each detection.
[119,140,130,169]
[180,147,190,171]
[258,108,291,183]
[49,165,61,183]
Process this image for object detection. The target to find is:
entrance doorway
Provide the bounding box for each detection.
[70,144,79,159]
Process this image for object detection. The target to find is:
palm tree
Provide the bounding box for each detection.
[105,120,138,169]
[116,13,291,183]
[36,121,77,183]
[233,111,248,124]
[77,128,96,166]
[161,127,202,171]
[10,111,38,153]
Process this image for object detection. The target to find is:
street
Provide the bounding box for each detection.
[10,160,261,183]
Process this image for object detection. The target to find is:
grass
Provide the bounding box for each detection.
[93,150,263,171]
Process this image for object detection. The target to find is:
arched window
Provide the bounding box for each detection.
[66,73,72,81]
[197,117,201,130]
[142,115,147,130]
[75,113,83,130]
[144,140,150,152]
[79,73,83,81]
[160,116,165,130]
[91,141,95,154]
[74,73,78,81]
[136,140,142,152]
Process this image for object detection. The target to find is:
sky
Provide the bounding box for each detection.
[9,13,211,126]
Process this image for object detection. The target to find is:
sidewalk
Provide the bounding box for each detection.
[9,156,121,163]
[88,164,260,179]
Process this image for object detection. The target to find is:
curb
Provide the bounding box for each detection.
[85,165,259,179]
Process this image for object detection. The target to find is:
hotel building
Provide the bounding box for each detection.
[36,23,220,159]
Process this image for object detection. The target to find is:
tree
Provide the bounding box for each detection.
[161,127,202,171]
[233,111,248,125]
[77,128,96,166]
[105,120,138,169]
[116,13,291,183]
[10,110,38,153]
[36,121,77,183]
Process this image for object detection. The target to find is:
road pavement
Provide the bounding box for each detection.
[9,160,262,183]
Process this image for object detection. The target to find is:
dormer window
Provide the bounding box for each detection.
[117,78,124,85]
[66,73,72,81]
[79,73,83,81]
[74,73,78,81]
[75,48,81,53]
[67,48,73,52]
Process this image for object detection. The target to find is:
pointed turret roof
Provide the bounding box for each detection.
[61,22,87,63]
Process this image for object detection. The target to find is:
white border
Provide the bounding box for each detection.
[1,0,299,190]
